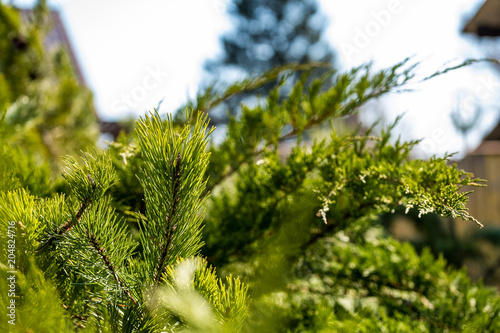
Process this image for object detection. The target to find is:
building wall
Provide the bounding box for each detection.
[456,153,500,236]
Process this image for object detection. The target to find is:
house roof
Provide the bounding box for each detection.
[461,1,500,155]
[469,123,500,155]
[463,0,500,36]
[48,10,87,87]
[470,140,500,155]
[484,122,500,140]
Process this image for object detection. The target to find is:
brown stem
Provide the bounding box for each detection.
[61,303,87,329]
[57,200,91,235]
[85,230,137,305]
[38,175,98,251]
[154,153,182,284]
[37,199,91,252]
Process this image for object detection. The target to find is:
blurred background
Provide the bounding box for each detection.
[5,0,500,156]
[3,0,500,285]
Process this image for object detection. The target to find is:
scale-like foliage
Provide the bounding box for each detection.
[275,229,500,332]
[0,57,499,332]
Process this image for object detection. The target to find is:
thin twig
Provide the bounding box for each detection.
[204,85,399,196]
[154,153,182,284]
[85,229,138,305]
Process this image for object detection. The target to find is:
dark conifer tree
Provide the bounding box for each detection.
[200,0,335,124]
[207,0,334,75]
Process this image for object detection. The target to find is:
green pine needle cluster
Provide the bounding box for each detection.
[136,112,213,285]
[1,111,249,332]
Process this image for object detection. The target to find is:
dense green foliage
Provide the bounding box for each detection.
[2,3,500,331]
[2,55,500,331]
[1,112,249,332]
[0,1,98,174]
[281,232,500,332]
[110,60,497,332]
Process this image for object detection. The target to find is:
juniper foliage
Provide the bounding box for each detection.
[1,56,500,332]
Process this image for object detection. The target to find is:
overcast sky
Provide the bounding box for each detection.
[6,0,500,157]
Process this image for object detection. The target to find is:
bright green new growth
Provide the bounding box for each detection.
[136,112,213,285]
[5,2,498,332]
[0,112,248,332]
[1,56,499,332]
[153,257,248,332]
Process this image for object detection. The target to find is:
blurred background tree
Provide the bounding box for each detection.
[201,0,336,125]
[0,0,99,175]
[206,0,334,75]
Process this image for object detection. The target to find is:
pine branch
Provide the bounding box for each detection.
[85,229,137,305]
[37,174,97,251]
[61,303,87,328]
[154,152,182,284]
[56,190,93,236]
[137,111,213,286]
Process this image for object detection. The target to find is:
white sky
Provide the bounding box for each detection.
[7,0,500,157]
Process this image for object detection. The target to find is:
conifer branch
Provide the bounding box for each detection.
[61,304,87,328]
[37,175,97,251]
[204,65,413,195]
[154,153,182,284]
[57,199,91,235]
[85,229,137,305]
[57,174,98,236]
[175,63,332,124]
